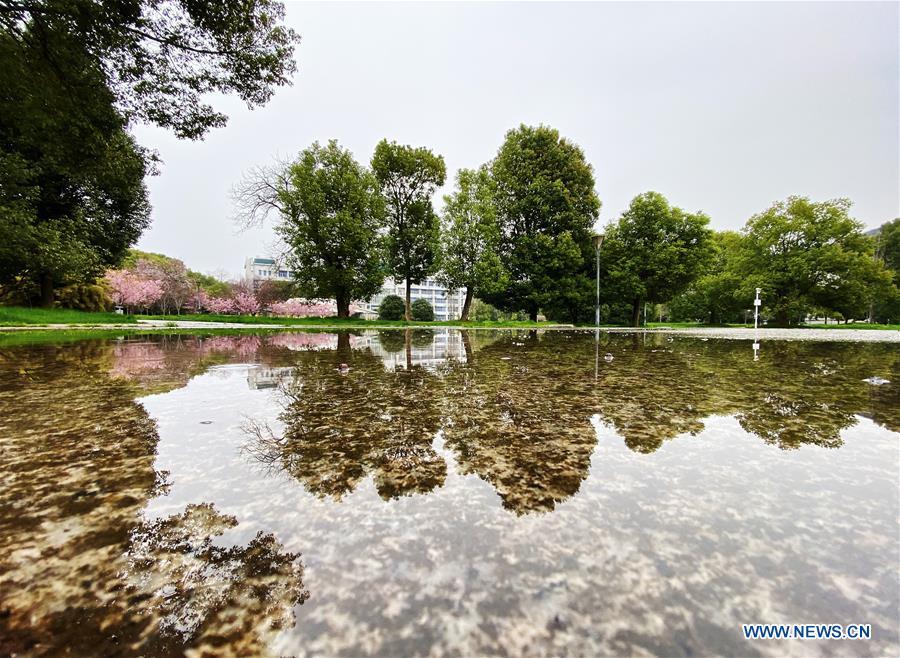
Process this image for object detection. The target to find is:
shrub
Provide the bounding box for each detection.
[411,298,434,321]
[378,295,405,321]
[55,283,113,312]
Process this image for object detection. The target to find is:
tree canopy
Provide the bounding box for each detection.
[602,191,714,326]
[234,140,385,317]
[1,0,299,139]
[735,197,891,325]
[437,167,506,321]
[485,124,600,322]
[0,0,298,305]
[371,140,446,320]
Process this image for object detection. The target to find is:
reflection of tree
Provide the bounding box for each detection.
[0,342,307,657]
[442,332,598,514]
[244,347,446,500]
[724,341,899,449]
[123,503,307,657]
[592,336,900,451]
[591,334,717,453]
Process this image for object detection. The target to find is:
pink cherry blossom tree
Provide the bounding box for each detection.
[204,297,235,314]
[233,292,261,315]
[105,270,164,314]
[269,298,337,318]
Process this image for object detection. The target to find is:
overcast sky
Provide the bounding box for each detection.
[132,1,899,279]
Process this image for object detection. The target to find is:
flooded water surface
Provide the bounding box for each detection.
[1,329,898,657]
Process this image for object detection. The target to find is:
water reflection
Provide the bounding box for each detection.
[1,330,898,656]
[243,346,447,500]
[238,331,899,509]
[0,341,307,657]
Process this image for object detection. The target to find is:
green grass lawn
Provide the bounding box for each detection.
[141,313,565,328]
[4,306,896,331]
[0,306,137,326]
[0,306,564,328]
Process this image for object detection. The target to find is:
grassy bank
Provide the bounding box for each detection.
[0,306,137,326]
[0,306,562,328]
[3,306,896,331]
[139,313,560,328]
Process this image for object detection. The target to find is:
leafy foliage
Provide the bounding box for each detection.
[411,298,434,322]
[734,197,891,325]
[234,141,386,318]
[668,231,746,324]
[371,139,446,320]
[872,218,900,323]
[378,295,405,321]
[1,0,300,140]
[53,283,113,312]
[438,167,507,321]
[601,192,714,326]
[484,124,600,322]
[0,0,297,304]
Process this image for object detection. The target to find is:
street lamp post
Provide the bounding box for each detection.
[592,231,605,328]
[753,287,762,330]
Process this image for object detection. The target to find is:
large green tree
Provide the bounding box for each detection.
[234,141,385,318]
[437,167,507,321]
[668,231,745,324]
[486,124,600,322]
[735,197,892,326]
[0,0,298,304]
[1,0,299,139]
[602,191,714,326]
[371,140,446,320]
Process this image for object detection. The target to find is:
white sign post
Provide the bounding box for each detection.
[753,288,762,330]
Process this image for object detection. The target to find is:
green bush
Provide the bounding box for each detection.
[55,283,112,312]
[411,298,434,321]
[378,294,406,321]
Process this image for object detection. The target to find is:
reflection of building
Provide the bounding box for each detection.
[247,366,295,390]
[358,330,467,370]
[358,278,466,321]
[244,257,293,291]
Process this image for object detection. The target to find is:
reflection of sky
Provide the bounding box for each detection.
[140,363,900,658]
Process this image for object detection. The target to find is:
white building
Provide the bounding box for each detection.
[244,257,293,290]
[359,277,467,321]
[358,329,468,369]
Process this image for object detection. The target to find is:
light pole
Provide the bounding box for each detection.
[592,231,605,328]
[753,287,762,330]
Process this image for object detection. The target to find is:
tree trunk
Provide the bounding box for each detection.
[336,291,350,318]
[460,330,473,362]
[631,298,642,327]
[528,302,538,323]
[404,329,412,370]
[404,280,412,321]
[337,332,351,361]
[460,287,474,322]
[774,309,790,327]
[39,272,54,308]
